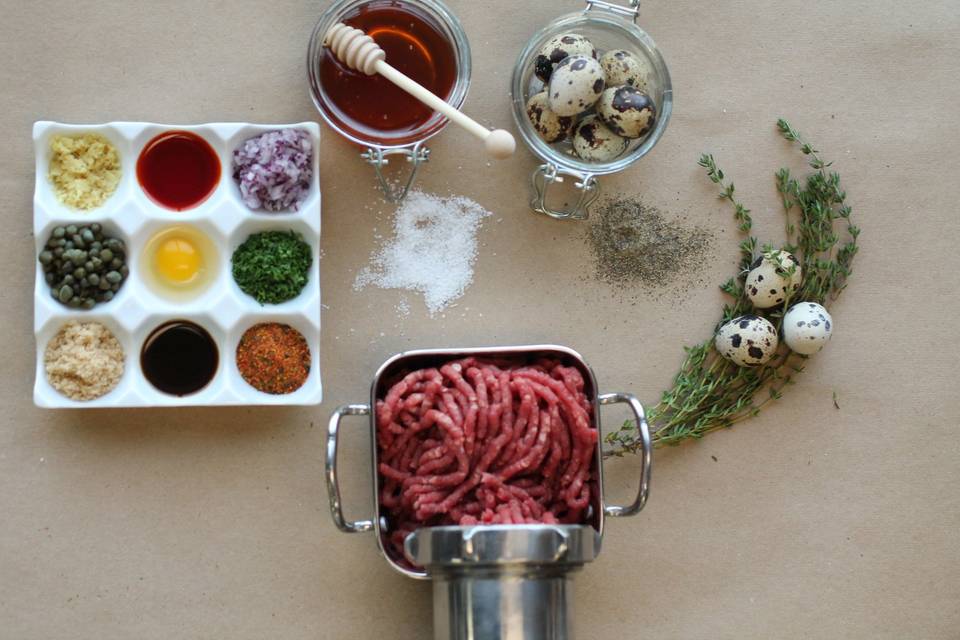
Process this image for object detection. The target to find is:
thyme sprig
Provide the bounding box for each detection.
[605,119,860,455]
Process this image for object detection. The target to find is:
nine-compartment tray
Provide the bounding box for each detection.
[32,121,322,408]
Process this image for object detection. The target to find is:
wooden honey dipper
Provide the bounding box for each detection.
[324,22,516,159]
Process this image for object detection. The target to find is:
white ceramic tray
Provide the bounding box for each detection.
[32,121,322,408]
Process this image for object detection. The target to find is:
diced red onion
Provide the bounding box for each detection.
[232,129,313,212]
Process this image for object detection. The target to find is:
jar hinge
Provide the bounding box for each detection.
[584,0,640,22]
[530,164,600,221]
[361,142,431,203]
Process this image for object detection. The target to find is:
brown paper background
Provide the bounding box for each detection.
[2,0,958,638]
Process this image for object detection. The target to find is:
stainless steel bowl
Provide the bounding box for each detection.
[510,0,673,220]
[325,344,652,579]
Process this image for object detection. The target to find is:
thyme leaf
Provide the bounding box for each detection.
[606,120,860,455]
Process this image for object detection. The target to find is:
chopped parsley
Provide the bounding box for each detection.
[231,230,312,305]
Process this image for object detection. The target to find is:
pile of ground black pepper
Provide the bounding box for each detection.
[585,196,714,291]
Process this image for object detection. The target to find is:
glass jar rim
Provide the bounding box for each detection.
[510,9,673,176]
[307,0,472,150]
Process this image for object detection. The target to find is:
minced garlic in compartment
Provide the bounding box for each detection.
[47,133,121,210]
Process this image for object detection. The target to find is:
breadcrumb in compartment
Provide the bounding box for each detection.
[44,321,124,401]
[48,134,121,210]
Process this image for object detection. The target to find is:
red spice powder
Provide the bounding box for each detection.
[236,323,310,394]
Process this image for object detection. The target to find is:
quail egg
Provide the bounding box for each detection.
[534,33,597,83]
[597,85,657,139]
[599,49,651,90]
[783,302,833,355]
[745,250,803,309]
[715,315,779,367]
[525,91,575,143]
[572,115,628,162]
[548,55,606,117]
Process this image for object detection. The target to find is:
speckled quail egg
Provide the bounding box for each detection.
[715,315,780,367]
[572,115,628,162]
[597,85,657,139]
[599,49,651,90]
[534,33,598,83]
[548,55,606,117]
[745,250,803,309]
[783,302,833,355]
[525,91,575,143]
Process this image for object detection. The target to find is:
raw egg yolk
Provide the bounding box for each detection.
[155,236,202,284]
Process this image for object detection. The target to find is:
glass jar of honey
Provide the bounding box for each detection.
[308,0,471,202]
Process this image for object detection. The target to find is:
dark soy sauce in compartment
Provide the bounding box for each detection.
[319,0,457,137]
[141,321,219,396]
[137,131,221,211]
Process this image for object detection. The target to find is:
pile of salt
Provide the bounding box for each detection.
[354,191,492,314]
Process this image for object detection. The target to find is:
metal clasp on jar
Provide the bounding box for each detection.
[361,142,431,203]
[584,0,640,22]
[531,164,600,220]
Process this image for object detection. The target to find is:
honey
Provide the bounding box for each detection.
[319,0,457,139]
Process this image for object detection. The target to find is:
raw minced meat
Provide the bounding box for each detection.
[377,358,598,557]
[232,129,313,212]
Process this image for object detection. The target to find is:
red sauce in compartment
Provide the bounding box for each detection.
[137,131,220,211]
[319,0,457,138]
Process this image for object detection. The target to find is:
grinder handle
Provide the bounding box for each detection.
[599,393,652,517]
[327,404,376,534]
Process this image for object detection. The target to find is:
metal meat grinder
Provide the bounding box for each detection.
[326,346,652,640]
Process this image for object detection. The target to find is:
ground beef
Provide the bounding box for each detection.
[376,358,598,556]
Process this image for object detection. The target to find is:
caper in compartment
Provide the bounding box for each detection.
[39,222,128,309]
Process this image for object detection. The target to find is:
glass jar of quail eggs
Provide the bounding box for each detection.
[511,0,672,220]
